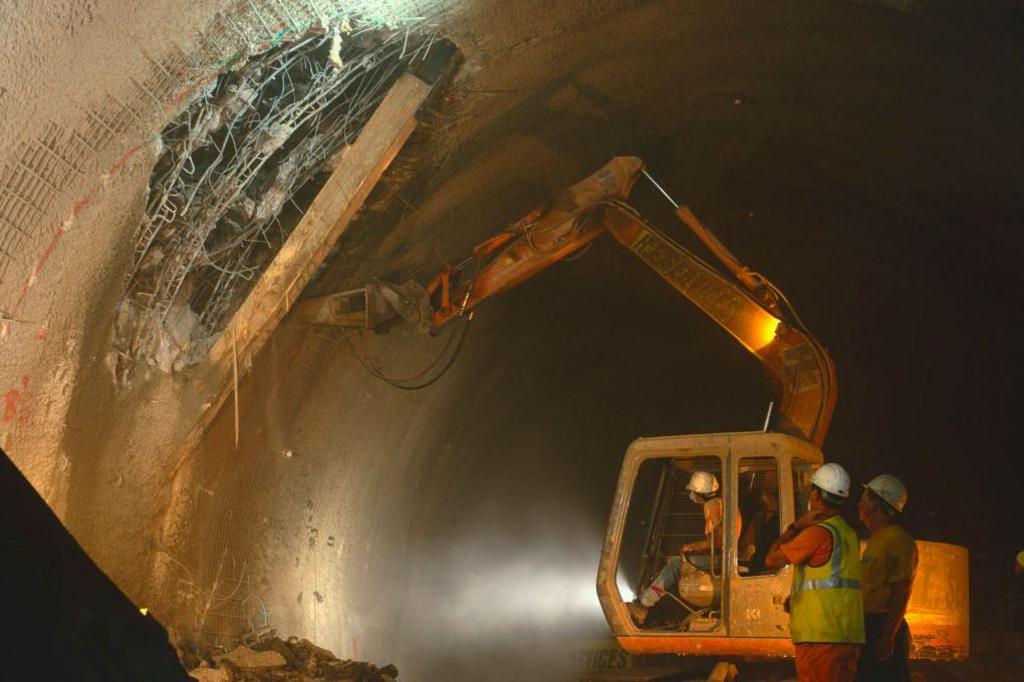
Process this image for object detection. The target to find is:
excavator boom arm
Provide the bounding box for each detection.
[598,196,837,446]
[423,157,643,327]
[294,157,836,445]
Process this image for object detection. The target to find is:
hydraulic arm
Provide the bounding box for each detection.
[293,157,837,445]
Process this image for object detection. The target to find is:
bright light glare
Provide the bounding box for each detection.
[616,570,635,601]
[749,312,781,351]
[446,559,611,638]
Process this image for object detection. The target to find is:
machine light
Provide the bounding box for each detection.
[749,312,781,351]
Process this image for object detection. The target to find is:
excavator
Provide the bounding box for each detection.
[293,157,969,662]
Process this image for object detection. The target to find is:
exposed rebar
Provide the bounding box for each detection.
[115,13,437,382]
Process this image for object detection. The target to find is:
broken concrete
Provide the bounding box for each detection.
[188,635,399,682]
[188,665,232,682]
[216,646,287,673]
[706,662,739,682]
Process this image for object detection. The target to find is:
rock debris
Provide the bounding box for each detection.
[186,634,399,682]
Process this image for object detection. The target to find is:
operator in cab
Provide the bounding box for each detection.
[627,470,739,626]
[741,488,781,574]
[855,475,917,682]
[765,463,864,682]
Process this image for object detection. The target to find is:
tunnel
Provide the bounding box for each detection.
[1,1,1022,680]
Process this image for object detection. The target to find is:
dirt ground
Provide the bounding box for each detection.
[2,1,1023,681]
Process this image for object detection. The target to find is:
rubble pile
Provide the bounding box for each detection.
[185,635,399,682]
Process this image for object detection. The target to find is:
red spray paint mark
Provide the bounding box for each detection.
[7,19,316,321]
[7,59,230,320]
[3,376,31,424]
[10,139,147,320]
[351,637,358,659]
[3,389,19,422]
[35,323,47,340]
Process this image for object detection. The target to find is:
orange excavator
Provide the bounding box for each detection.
[294,158,968,661]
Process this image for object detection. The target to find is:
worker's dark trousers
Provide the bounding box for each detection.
[855,614,911,682]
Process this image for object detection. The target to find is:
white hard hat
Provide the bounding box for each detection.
[864,474,908,513]
[811,463,851,498]
[686,470,719,495]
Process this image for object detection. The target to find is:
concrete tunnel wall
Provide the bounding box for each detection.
[1,1,1022,680]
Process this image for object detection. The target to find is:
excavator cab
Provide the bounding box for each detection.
[597,431,970,660]
[598,431,819,657]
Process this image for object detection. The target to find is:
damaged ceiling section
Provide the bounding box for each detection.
[113,8,440,382]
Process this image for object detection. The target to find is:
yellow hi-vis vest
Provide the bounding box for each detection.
[790,514,865,644]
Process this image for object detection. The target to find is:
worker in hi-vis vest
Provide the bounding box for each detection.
[765,463,865,682]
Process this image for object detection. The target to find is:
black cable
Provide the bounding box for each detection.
[340,315,472,390]
[561,240,594,262]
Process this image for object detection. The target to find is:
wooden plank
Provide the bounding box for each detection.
[190,71,432,444]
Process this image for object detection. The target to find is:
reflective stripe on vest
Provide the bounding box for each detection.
[795,576,861,591]
[790,514,865,644]
[792,517,861,593]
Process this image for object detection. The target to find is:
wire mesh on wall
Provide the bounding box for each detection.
[113,17,436,383]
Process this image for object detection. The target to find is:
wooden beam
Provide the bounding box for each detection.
[147,54,457,611]
[188,71,433,445]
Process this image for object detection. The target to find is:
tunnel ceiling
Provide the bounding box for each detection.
[1,1,1023,681]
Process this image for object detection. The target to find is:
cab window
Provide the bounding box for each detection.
[618,455,725,631]
[792,459,817,522]
[737,456,781,576]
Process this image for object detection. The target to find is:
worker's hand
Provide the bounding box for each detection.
[875,633,896,661]
[793,510,828,530]
[679,544,689,556]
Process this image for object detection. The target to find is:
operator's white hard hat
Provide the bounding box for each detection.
[864,474,908,513]
[811,463,851,498]
[686,470,720,495]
